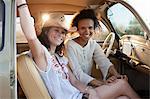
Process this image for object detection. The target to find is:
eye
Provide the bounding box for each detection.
[80,27,86,30]
[89,26,94,30]
[54,29,59,33]
[61,30,67,35]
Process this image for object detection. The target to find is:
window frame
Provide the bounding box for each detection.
[107,3,145,38]
[0,0,5,51]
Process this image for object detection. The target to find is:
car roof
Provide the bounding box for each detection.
[27,0,106,15]
[17,0,107,43]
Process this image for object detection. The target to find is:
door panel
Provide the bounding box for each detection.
[0,0,16,99]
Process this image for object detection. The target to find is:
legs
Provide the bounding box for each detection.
[94,79,140,99]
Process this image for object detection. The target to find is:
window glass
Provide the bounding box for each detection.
[107,3,144,37]
[126,0,150,29]
[0,0,5,51]
[92,21,109,41]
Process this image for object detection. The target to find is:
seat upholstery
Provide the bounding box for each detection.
[17,52,51,99]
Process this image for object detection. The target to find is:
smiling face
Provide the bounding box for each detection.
[47,26,67,46]
[78,19,94,42]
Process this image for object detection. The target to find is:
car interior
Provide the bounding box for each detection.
[16,0,150,99]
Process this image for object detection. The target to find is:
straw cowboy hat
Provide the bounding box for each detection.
[35,13,76,35]
[43,13,66,29]
[42,13,76,32]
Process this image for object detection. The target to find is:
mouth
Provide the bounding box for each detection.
[84,32,93,37]
[55,37,63,42]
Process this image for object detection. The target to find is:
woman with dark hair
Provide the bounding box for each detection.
[17,0,140,98]
[65,9,124,87]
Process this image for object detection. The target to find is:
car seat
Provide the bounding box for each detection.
[17,52,51,99]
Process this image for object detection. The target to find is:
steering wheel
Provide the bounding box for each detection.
[102,32,115,57]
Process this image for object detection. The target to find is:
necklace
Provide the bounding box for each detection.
[54,54,68,79]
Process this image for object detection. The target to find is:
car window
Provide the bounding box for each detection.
[0,0,5,51]
[107,3,144,37]
[92,21,109,41]
[126,0,150,29]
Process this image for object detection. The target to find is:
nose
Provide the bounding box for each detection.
[85,28,90,33]
[57,31,66,38]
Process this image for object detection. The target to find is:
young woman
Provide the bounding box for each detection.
[65,9,126,87]
[17,0,140,99]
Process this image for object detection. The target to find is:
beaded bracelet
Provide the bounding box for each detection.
[17,3,27,8]
[84,86,91,93]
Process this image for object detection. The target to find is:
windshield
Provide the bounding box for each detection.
[126,0,150,29]
[107,3,145,37]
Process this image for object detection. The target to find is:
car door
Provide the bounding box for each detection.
[105,1,149,98]
[107,3,150,67]
[0,0,16,99]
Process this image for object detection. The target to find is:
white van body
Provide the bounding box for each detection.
[0,0,16,99]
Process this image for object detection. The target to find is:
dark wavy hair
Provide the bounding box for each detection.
[72,9,100,29]
[37,26,64,57]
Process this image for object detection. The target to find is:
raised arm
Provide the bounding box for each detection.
[17,0,47,71]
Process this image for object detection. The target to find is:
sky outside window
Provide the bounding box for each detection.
[126,0,150,29]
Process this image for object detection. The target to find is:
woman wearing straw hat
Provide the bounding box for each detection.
[17,0,140,99]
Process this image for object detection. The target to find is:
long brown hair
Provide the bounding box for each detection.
[37,26,64,57]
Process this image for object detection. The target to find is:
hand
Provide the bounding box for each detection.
[88,79,105,88]
[88,88,99,99]
[106,75,117,83]
[116,75,128,81]
[106,75,128,83]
